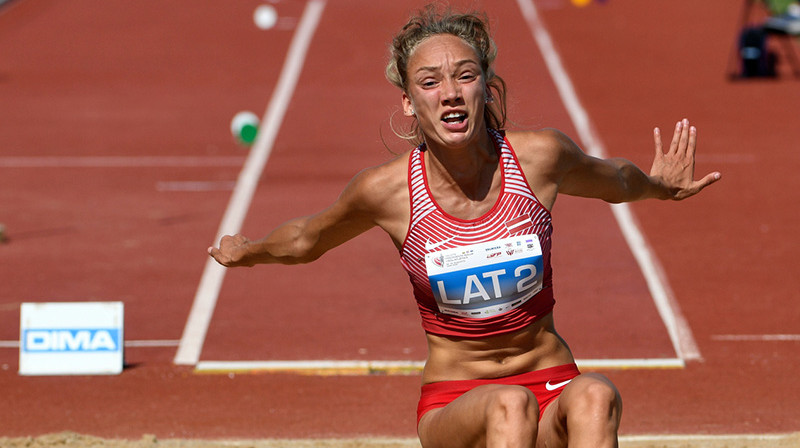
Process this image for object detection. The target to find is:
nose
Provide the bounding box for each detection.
[441,78,461,104]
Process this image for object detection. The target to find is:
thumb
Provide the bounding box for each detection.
[697,171,722,190]
[679,171,721,200]
[208,246,224,263]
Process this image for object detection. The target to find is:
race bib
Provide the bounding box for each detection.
[425,235,544,318]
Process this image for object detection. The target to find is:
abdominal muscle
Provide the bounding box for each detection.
[421,313,574,384]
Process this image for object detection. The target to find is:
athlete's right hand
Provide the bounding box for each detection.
[208,234,254,267]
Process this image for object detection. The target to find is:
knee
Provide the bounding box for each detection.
[485,385,540,424]
[568,375,622,424]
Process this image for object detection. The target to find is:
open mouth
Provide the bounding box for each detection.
[441,111,468,124]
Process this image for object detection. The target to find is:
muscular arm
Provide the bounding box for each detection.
[514,119,721,206]
[556,131,665,203]
[208,159,409,267]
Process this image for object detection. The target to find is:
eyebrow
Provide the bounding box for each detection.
[414,59,480,74]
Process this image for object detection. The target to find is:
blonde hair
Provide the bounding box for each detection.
[386,4,508,145]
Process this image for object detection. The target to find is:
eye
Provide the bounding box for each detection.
[459,72,476,82]
[421,79,438,88]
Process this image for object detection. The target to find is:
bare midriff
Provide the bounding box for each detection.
[421,313,575,384]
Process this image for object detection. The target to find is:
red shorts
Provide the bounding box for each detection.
[417,363,580,425]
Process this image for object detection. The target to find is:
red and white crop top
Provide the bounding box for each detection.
[399,129,555,338]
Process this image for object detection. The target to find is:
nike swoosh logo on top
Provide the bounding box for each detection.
[425,236,455,251]
[545,379,572,391]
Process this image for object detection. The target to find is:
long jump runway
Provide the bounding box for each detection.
[1,0,799,441]
[181,0,686,373]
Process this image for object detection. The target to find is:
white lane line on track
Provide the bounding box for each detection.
[712,334,800,341]
[173,0,327,366]
[193,358,685,375]
[173,434,800,444]
[0,156,246,168]
[155,181,237,192]
[515,0,701,362]
[620,433,796,443]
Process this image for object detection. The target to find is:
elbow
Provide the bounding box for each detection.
[277,234,321,265]
[610,163,652,203]
[279,220,324,264]
[600,170,632,204]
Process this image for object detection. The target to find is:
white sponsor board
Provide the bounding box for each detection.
[19,302,124,375]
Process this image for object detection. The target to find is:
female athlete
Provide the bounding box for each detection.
[209,6,720,447]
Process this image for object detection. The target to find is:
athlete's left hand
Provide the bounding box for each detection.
[649,118,721,200]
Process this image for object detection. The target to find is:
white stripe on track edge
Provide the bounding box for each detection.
[193,357,684,375]
[712,334,800,341]
[619,433,796,443]
[173,0,327,366]
[515,0,701,362]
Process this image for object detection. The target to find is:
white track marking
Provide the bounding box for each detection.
[712,334,800,341]
[193,357,685,375]
[0,156,245,168]
[620,433,795,443]
[515,0,701,361]
[173,0,326,366]
[609,203,701,360]
[196,360,426,374]
[155,181,236,192]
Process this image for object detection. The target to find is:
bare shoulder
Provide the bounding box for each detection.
[506,128,579,164]
[505,129,582,209]
[347,152,410,207]
[342,151,411,243]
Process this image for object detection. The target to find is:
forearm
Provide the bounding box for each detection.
[243,217,321,265]
[209,164,395,269]
[610,158,672,203]
[209,217,322,268]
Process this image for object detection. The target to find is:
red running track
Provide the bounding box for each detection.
[0,0,798,440]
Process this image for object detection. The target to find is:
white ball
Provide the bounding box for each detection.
[230,111,259,135]
[254,5,278,30]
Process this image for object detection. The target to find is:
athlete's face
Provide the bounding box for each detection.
[402,34,489,150]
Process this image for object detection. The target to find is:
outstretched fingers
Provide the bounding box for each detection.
[686,121,698,159]
[668,120,682,155]
[678,119,691,156]
[653,126,663,157]
[650,119,722,200]
[667,118,695,157]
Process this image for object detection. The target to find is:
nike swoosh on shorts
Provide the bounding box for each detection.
[545,379,572,391]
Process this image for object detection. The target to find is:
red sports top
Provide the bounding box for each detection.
[399,129,555,338]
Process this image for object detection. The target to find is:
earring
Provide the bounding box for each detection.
[485,96,494,104]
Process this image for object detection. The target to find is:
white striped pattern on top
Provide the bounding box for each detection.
[399,129,556,337]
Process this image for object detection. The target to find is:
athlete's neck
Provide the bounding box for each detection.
[424,129,498,201]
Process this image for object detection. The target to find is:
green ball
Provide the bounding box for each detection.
[230,111,260,145]
[239,123,258,144]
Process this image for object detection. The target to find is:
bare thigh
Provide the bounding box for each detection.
[417,384,539,448]
[536,373,622,448]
